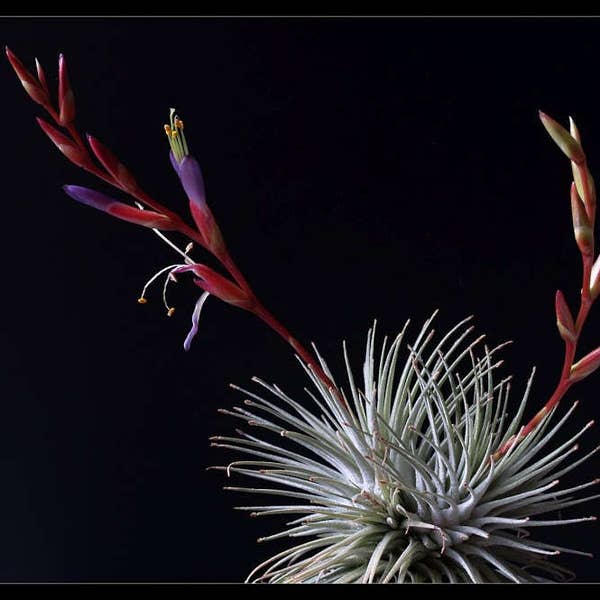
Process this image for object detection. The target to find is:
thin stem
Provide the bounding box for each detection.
[252,304,349,411]
[219,250,254,295]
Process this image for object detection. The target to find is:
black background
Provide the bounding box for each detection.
[2,16,600,582]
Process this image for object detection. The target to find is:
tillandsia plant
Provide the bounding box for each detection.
[7,47,600,583]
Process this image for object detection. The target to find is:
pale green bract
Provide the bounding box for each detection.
[213,313,599,583]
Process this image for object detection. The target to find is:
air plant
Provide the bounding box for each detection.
[7,47,600,582]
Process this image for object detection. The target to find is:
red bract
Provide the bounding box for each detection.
[58,53,75,125]
[87,135,138,191]
[555,290,576,343]
[539,110,586,165]
[571,182,594,256]
[6,47,50,108]
[34,58,49,96]
[571,347,600,382]
[36,117,89,168]
[174,264,253,309]
[189,202,225,255]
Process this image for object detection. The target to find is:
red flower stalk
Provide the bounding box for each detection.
[492,112,600,460]
[7,48,345,410]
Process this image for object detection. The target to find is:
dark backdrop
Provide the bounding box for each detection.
[1,16,600,582]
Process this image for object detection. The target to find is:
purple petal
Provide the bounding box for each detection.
[183,291,210,351]
[169,150,180,175]
[63,184,174,229]
[179,156,206,209]
[63,185,116,211]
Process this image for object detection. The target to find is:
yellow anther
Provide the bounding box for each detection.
[171,130,178,139]
[167,307,176,317]
[137,297,147,304]
[174,117,184,130]
[164,124,172,136]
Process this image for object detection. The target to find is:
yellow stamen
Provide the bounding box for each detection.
[171,130,178,139]
[167,307,176,317]
[137,297,147,304]
[175,117,184,130]
[164,124,172,136]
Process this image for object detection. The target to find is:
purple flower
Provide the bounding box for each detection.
[164,110,225,253]
[169,150,180,175]
[179,156,207,210]
[164,110,207,211]
[63,185,175,230]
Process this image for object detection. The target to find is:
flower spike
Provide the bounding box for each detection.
[6,48,353,417]
[493,113,600,461]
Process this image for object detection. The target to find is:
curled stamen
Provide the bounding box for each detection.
[138,263,185,307]
[161,266,178,313]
